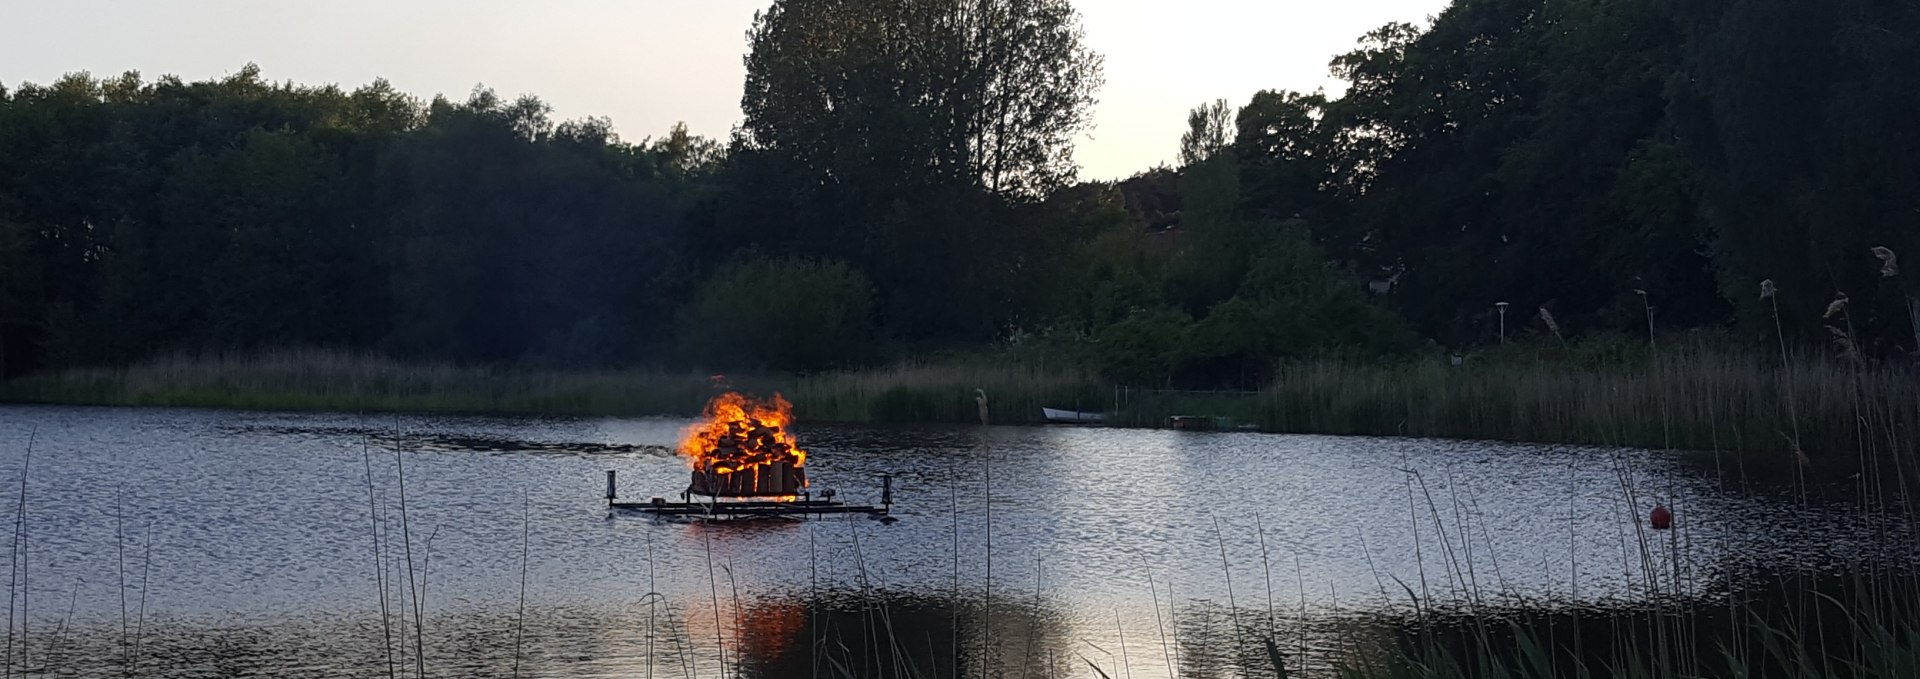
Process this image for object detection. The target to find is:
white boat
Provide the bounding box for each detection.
[1041,407,1106,424]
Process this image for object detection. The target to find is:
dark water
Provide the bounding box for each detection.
[0,405,1908,677]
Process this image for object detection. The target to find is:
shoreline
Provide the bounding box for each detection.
[4,349,1915,469]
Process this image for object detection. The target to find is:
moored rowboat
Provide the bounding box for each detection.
[1041,407,1106,424]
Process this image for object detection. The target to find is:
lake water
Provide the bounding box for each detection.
[0,405,1907,678]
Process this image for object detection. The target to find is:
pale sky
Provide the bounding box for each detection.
[0,0,1444,181]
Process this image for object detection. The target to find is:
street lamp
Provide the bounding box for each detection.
[1495,302,1509,345]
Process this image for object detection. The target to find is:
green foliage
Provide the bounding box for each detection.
[1167,152,1245,311]
[2,0,1917,383]
[375,89,683,365]
[1233,89,1332,224]
[1178,99,1233,167]
[645,122,724,179]
[680,256,875,371]
[1064,204,1169,326]
[1077,213,1414,386]
[0,220,37,378]
[1182,296,1277,383]
[0,68,707,376]
[729,0,1106,347]
[741,0,1102,198]
[1210,0,1916,358]
[1671,0,1920,349]
[1091,307,1192,385]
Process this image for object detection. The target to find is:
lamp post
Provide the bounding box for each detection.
[1495,302,1509,345]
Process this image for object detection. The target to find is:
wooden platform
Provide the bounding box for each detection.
[603,470,894,519]
[611,498,891,518]
[1169,415,1218,430]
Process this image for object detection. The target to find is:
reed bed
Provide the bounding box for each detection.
[1260,345,1920,462]
[0,349,1108,426]
[1293,574,1920,679]
[5,344,1919,464]
[4,350,1918,677]
[0,349,715,416]
[783,363,1105,425]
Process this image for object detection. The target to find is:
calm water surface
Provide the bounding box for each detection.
[0,405,1904,677]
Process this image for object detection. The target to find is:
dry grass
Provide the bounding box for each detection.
[4,344,1916,465]
[0,349,1107,425]
[0,349,715,416]
[1260,344,1917,462]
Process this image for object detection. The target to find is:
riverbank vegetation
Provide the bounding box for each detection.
[3,0,1916,396]
[3,0,1915,672]
[0,349,1107,425]
[9,338,1920,470]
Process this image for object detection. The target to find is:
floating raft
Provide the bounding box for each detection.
[613,498,892,517]
[604,470,894,519]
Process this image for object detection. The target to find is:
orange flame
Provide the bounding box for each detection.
[679,392,808,475]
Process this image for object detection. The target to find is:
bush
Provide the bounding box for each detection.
[1076,221,1418,387]
[1091,307,1192,385]
[678,255,875,370]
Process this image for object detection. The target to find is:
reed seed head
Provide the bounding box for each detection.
[1823,294,1849,319]
[1872,246,1899,277]
[1828,325,1861,362]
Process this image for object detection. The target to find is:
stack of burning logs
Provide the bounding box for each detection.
[691,420,808,497]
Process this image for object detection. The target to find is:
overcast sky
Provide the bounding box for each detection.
[0,0,1444,181]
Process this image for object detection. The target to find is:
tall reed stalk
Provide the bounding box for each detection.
[132,520,149,676]
[5,432,29,679]
[393,445,426,678]
[114,488,126,674]
[363,440,397,679]
[512,490,529,678]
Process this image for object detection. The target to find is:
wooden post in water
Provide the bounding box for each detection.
[605,470,617,504]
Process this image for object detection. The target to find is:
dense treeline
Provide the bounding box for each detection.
[1291,0,1920,351]
[1,0,1915,388]
[1036,0,1920,385]
[0,69,703,373]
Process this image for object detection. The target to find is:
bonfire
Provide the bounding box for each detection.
[678,392,809,497]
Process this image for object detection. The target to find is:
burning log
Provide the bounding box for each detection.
[690,460,807,497]
[679,392,810,497]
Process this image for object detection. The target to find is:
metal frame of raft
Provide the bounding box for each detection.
[604,470,894,519]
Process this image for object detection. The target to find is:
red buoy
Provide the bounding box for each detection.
[1650,505,1673,530]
